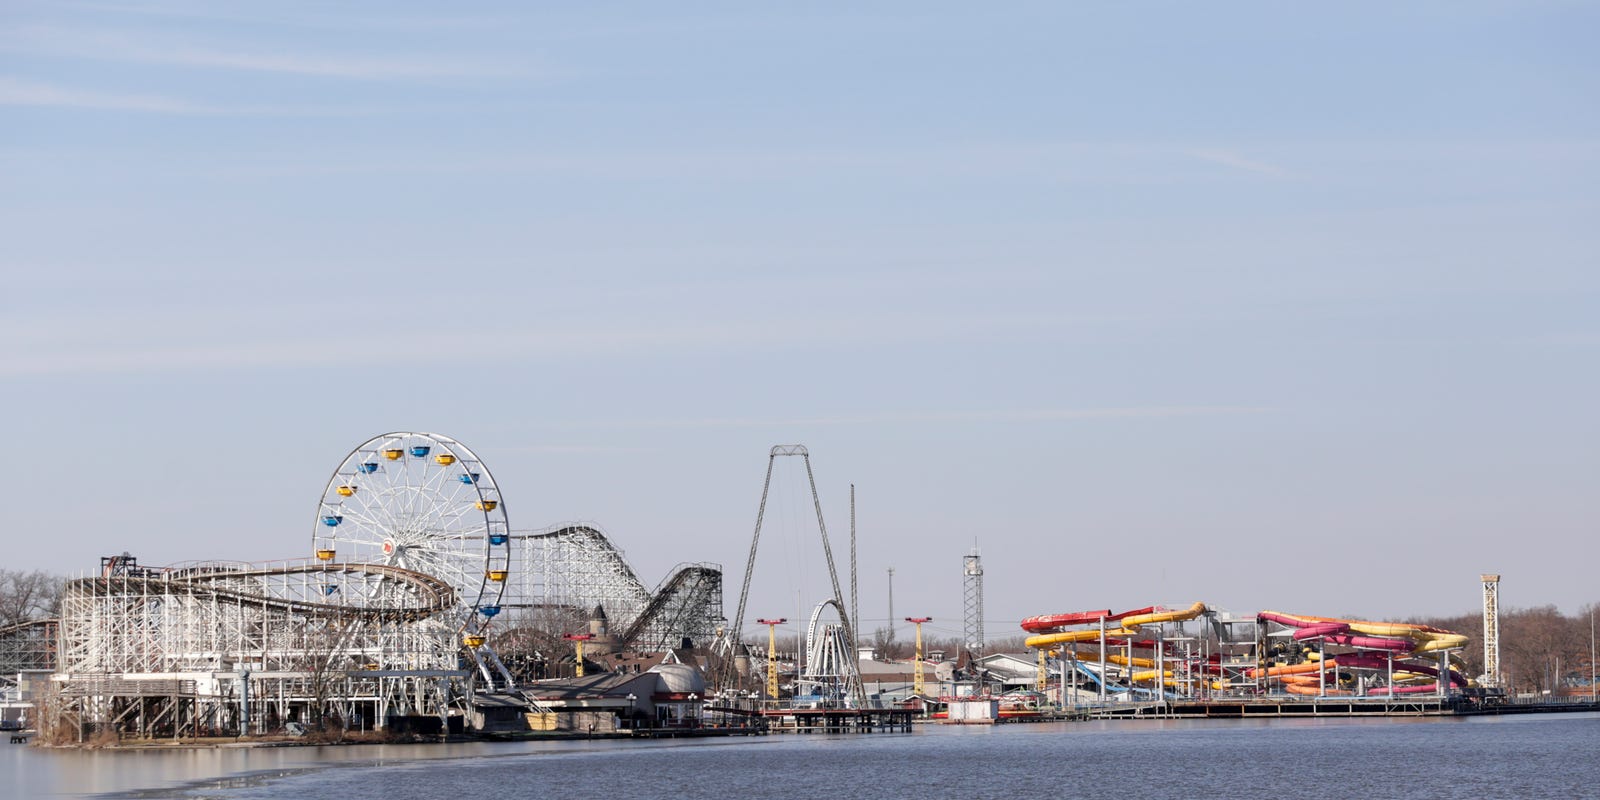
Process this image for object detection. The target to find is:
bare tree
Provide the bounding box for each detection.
[0,569,65,626]
[872,627,907,660]
[1411,603,1600,695]
[285,617,362,738]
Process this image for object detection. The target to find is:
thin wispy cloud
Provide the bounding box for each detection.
[0,76,198,113]
[0,303,1106,378]
[2,25,520,81]
[0,76,433,115]
[197,141,1275,183]
[61,1,505,34]
[497,444,651,455]
[589,407,1271,429]
[121,44,505,80]
[1189,149,1291,178]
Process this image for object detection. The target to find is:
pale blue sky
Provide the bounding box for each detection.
[2,2,1596,641]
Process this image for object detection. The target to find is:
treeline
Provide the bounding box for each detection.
[0,569,65,627]
[1413,604,1599,695]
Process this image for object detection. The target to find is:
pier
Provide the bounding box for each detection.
[759,708,914,733]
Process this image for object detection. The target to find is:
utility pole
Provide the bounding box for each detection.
[757,618,787,704]
[905,617,932,697]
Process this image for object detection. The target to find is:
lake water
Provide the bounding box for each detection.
[8,713,1599,800]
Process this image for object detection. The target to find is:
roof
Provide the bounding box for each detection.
[976,653,1054,680]
[470,693,534,709]
[856,658,940,679]
[523,671,655,702]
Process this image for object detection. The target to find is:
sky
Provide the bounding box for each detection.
[2,1,1596,646]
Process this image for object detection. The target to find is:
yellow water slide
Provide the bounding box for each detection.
[1120,601,1208,630]
[1129,669,1178,683]
[1024,626,1136,649]
[1409,631,1469,652]
[1024,601,1209,649]
[1105,654,1157,669]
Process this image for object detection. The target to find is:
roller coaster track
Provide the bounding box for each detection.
[0,618,58,674]
[0,618,58,641]
[71,562,456,622]
[494,525,723,652]
[620,563,722,650]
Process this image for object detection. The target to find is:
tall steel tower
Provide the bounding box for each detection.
[1481,573,1501,687]
[963,548,985,658]
[725,445,865,707]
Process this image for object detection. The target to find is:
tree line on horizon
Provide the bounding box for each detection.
[1411,604,1599,696]
[0,569,63,627]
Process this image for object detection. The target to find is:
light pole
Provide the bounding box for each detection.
[626,693,637,729]
[687,693,699,727]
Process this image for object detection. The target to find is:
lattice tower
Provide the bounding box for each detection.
[1481,573,1501,687]
[963,548,985,658]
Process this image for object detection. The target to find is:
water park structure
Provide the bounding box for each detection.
[1019,601,1504,716]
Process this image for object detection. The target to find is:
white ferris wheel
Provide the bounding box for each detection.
[312,432,511,634]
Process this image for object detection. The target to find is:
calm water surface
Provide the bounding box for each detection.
[8,713,1599,800]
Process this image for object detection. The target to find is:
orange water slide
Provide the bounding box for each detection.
[1247,660,1338,679]
[1285,683,1351,696]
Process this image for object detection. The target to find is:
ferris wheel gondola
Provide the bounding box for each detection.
[312,432,511,634]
